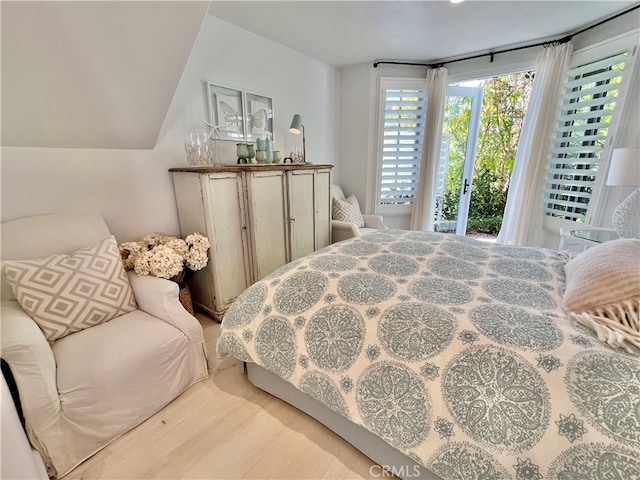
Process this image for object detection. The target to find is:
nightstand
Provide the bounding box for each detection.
[559,227,620,253]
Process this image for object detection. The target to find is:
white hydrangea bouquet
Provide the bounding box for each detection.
[119,232,211,288]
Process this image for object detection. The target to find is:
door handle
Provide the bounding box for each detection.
[463,178,470,195]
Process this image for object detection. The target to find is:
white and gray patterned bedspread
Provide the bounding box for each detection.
[217,230,640,479]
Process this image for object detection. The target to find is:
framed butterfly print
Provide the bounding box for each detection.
[207,83,245,141]
[245,92,273,143]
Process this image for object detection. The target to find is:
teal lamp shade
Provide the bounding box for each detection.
[289,114,306,162]
[289,114,303,134]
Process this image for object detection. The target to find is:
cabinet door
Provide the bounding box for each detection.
[172,172,217,314]
[204,173,252,310]
[246,170,288,280]
[288,170,316,261]
[315,168,332,249]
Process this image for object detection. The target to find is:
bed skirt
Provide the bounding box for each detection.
[246,362,441,480]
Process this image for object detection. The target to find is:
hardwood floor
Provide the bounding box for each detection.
[63,313,379,479]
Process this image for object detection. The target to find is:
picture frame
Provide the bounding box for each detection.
[206,82,245,141]
[245,92,273,143]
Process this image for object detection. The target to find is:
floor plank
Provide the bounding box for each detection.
[63,313,379,479]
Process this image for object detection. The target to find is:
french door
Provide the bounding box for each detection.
[434,86,483,235]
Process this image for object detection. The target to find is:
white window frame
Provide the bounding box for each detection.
[374,78,427,216]
[373,64,537,219]
[543,32,638,232]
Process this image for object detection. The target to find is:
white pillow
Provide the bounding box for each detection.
[3,236,137,341]
[563,239,640,347]
[332,195,365,227]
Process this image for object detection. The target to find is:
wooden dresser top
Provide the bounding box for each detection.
[169,164,333,173]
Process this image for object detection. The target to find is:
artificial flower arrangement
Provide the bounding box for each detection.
[119,232,211,288]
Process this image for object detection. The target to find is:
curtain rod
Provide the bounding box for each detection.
[373,4,640,69]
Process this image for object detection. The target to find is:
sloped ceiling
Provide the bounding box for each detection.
[3,1,636,149]
[1,1,209,149]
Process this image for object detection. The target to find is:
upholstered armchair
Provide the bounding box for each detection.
[1,214,209,478]
[331,184,386,243]
[1,371,48,479]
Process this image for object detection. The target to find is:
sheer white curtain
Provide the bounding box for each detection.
[410,67,447,231]
[497,42,573,246]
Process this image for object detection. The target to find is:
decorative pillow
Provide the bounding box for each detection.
[3,235,137,341]
[562,239,640,346]
[332,195,365,228]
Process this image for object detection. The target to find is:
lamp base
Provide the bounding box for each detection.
[612,187,640,239]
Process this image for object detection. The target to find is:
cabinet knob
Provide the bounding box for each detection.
[290,218,296,222]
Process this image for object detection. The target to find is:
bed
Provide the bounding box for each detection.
[217,229,640,480]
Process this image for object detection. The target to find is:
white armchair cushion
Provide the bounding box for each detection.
[52,311,200,435]
[332,196,365,227]
[330,183,347,201]
[3,236,137,342]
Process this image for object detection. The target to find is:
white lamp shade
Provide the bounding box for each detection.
[606,148,640,186]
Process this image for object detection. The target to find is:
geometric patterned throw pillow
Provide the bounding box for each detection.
[2,235,137,342]
[332,195,365,227]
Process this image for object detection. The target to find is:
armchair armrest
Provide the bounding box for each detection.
[332,220,361,243]
[362,214,386,229]
[0,301,60,431]
[126,272,202,343]
[2,373,48,480]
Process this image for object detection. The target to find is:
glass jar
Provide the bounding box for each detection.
[185,132,213,166]
[246,144,256,163]
[236,143,249,164]
[255,149,267,163]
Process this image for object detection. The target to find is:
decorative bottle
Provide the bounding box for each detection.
[265,137,274,163]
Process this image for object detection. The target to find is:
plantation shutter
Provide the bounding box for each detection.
[379,88,426,206]
[543,51,629,223]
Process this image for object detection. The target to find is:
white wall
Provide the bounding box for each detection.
[1,16,340,242]
[339,13,640,244]
[157,16,341,173]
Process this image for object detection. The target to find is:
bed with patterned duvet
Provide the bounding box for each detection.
[217,229,640,480]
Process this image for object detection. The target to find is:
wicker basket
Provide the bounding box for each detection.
[178,285,195,316]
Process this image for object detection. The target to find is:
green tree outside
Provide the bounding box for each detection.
[439,72,534,235]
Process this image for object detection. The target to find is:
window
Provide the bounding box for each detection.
[543,46,635,226]
[376,79,426,213]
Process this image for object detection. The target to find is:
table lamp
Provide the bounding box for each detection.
[607,147,640,238]
[289,114,305,163]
